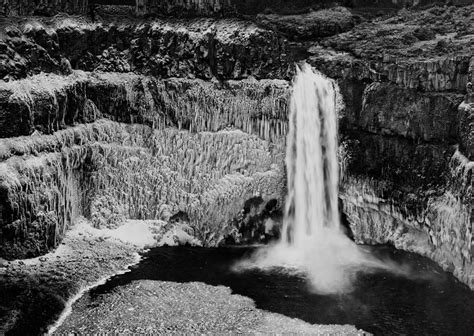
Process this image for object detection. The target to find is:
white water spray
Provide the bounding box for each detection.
[234,64,394,294]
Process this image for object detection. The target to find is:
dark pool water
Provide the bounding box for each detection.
[92,246,474,336]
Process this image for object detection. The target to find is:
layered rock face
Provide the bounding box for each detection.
[136,0,449,17]
[318,5,473,288]
[0,72,289,138]
[0,18,291,81]
[0,14,292,258]
[0,121,285,258]
[257,7,357,40]
[341,148,473,287]
[135,0,231,16]
[0,1,472,289]
[0,72,288,258]
[0,0,88,16]
[458,84,474,159]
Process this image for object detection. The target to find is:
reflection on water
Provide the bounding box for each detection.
[92,246,474,336]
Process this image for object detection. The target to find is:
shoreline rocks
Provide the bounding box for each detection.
[0,218,141,334]
[54,279,369,335]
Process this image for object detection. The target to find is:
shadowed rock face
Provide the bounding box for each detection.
[340,149,473,288]
[0,0,88,16]
[0,0,449,18]
[135,0,449,17]
[256,7,358,41]
[458,83,474,160]
[2,6,472,84]
[0,18,293,81]
[0,2,472,288]
[343,83,462,141]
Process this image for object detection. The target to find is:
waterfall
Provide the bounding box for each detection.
[282,63,340,245]
[234,64,392,294]
[276,63,365,294]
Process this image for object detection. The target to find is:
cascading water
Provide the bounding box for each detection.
[282,63,340,244]
[235,63,392,294]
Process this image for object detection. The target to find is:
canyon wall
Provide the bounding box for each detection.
[0,0,459,19]
[0,18,291,81]
[0,0,88,16]
[135,0,449,17]
[340,148,473,288]
[0,72,289,138]
[0,71,288,258]
[0,2,472,288]
[311,5,473,287]
[135,0,231,16]
[0,17,293,259]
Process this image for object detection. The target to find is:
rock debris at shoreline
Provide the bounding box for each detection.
[55,279,369,335]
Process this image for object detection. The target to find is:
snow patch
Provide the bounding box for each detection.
[75,218,165,249]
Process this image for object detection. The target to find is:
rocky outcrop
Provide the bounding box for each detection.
[2,6,472,84]
[0,0,88,16]
[0,72,287,259]
[0,71,289,139]
[0,18,292,81]
[0,0,449,19]
[136,0,449,17]
[310,5,473,93]
[310,7,473,291]
[328,5,474,278]
[310,6,474,290]
[0,120,285,258]
[135,0,231,17]
[311,52,471,93]
[458,83,474,159]
[341,149,473,288]
[343,82,462,141]
[257,7,357,41]
[343,132,453,194]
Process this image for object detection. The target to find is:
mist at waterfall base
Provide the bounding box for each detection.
[233,64,411,295]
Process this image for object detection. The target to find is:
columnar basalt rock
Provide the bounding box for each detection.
[135,0,449,17]
[311,54,472,93]
[310,5,473,93]
[0,0,88,16]
[344,82,462,141]
[0,72,288,259]
[0,18,292,81]
[323,7,473,289]
[342,131,453,194]
[0,120,285,258]
[458,82,474,160]
[0,71,290,139]
[257,7,357,41]
[136,0,232,17]
[0,146,85,258]
[340,149,473,288]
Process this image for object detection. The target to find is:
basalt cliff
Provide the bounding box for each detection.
[0,0,472,290]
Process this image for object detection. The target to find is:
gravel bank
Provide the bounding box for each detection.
[55,279,369,335]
